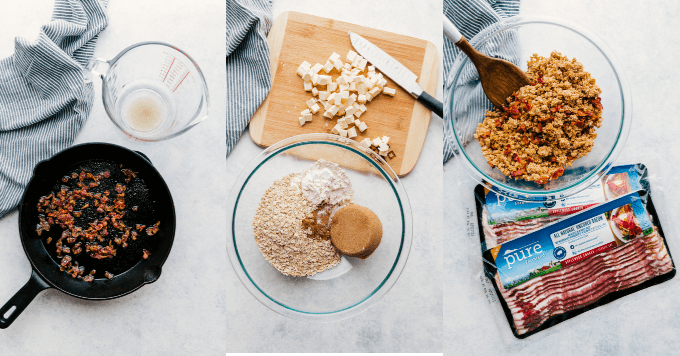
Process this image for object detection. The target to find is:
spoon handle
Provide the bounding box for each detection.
[443,15,486,69]
[443,15,462,43]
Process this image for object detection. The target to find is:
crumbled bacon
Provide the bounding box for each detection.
[35,166,158,282]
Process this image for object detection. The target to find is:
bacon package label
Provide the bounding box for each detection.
[485,191,653,290]
[485,183,604,225]
[484,164,645,226]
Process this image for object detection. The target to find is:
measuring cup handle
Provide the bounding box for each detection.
[84,58,110,82]
[0,270,50,329]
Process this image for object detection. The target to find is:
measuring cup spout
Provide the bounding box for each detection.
[84,58,110,82]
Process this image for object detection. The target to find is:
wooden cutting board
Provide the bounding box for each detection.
[249,11,438,177]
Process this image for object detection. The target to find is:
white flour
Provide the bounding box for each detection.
[292,160,353,207]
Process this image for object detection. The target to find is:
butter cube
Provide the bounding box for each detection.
[339,128,348,138]
[372,137,382,147]
[382,136,390,144]
[359,104,367,112]
[346,50,358,62]
[359,138,372,148]
[334,94,342,105]
[343,63,352,70]
[349,82,357,91]
[344,115,355,125]
[345,106,356,116]
[301,109,311,116]
[303,113,313,122]
[319,91,330,100]
[329,52,341,61]
[377,78,388,88]
[358,58,368,71]
[323,61,334,73]
[306,98,316,108]
[318,75,331,86]
[383,87,396,96]
[338,118,348,129]
[331,124,341,134]
[312,87,319,96]
[358,94,367,104]
[347,127,357,138]
[337,103,346,116]
[327,92,336,103]
[328,105,339,116]
[311,103,320,114]
[297,61,312,77]
[311,63,324,75]
[351,54,363,68]
[358,121,368,132]
[333,59,343,71]
[312,74,320,85]
[304,81,313,91]
[302,70,312,82]
[327,83,338,92]
[299,117,306,126]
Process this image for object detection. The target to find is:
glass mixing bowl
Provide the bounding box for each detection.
[447,15,631,201]
[227,134,413,321]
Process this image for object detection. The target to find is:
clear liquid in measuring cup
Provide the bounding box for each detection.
[117,80,176,136]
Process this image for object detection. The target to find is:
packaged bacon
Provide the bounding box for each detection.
[477,189,675,338]
[479,164,648,250]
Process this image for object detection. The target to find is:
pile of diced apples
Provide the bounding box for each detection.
[296,50,396,157]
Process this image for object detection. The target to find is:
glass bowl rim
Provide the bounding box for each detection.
[447,14,632,201]
[226,133,413,321]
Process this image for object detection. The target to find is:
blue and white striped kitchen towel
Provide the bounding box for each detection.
[226,0,272,156]
[443,0,520,162]
[0,0,108,218]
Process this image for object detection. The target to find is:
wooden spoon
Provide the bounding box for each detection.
[444,16,530,108]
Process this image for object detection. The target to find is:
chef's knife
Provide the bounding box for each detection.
[349,32,442,118]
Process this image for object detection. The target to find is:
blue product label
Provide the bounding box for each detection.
[485,182,605,225]
[484,164,643,225]
[487,191,653,290]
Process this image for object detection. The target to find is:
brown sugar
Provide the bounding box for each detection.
[330,204,382,259]
[302,202,332,240]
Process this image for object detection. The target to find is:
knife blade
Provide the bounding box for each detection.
[349,32,442,117]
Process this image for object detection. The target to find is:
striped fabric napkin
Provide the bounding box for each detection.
[0,0,108,218]
[226,0,272,155]
[443,0,519,162]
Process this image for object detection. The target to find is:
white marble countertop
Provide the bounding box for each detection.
[224,0,443,353]
[444,0,680,355]
[0,0,227,354]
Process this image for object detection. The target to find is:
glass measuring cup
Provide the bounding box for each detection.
[86,42,210,141]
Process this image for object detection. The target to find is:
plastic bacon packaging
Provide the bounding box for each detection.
[474,164,675,338]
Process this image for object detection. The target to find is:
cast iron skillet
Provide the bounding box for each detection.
[0,143,175,328]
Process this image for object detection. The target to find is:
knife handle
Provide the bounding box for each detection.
[418,91,443,118]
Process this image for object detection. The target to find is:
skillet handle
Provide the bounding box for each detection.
[0,270,50,329]
[135,151,152,164]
